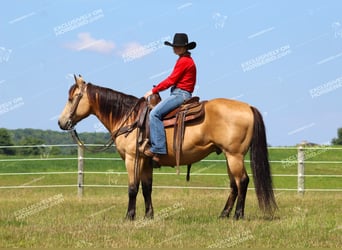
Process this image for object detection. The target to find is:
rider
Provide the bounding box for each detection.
[142,33,197,162]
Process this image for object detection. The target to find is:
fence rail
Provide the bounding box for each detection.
[0,144,341,195]
[0,171,341,177]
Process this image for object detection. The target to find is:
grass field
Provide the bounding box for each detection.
[0,146,341,248]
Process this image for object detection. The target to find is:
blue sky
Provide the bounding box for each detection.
[1,0,341,146]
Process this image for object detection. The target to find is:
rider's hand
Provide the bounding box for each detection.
[144,90,153,99]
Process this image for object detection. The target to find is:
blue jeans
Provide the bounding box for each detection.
[149,88,192,154]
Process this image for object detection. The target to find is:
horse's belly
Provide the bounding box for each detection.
[161,115,219,164]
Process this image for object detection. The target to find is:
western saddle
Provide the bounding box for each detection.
[137,93,206,174]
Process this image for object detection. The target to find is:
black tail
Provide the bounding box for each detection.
[250,106,278,215]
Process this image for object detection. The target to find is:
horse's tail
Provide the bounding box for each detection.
[249,106,278,215]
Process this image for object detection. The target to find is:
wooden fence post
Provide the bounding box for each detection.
[78,145,84,197]
[297,144,305,195]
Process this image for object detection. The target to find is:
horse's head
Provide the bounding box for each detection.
[58,74,92,130]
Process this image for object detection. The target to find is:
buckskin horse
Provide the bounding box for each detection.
[58,75,277,220]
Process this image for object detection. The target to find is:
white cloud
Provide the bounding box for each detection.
[64,32,115,54]
[64,33,165,62]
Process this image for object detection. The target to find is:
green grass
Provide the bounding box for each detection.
[0,189,341,248]
[0,146,341,248]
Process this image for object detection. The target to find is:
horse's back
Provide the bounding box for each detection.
[205,98,254,123]
[207,97,250,107]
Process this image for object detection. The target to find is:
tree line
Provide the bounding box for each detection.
[0,127,341,156]
[0,128,112,155]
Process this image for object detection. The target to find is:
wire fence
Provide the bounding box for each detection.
[0,144,341,194]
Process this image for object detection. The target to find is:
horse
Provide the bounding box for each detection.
[58,75,277,220]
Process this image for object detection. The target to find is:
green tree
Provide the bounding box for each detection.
[18,137,45,156]
[50,146,61,155]
[0,128,15,155]
[331,127,342,145]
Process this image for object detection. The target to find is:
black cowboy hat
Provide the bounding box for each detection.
[164,33,196,50]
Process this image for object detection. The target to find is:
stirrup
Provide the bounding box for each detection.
[138,139,150,154]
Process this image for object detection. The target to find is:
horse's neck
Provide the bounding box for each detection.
[88,84,139,134]
[98,111,137,134]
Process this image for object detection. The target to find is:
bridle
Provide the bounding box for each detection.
[65,83,87,131]
[63,83,112,152]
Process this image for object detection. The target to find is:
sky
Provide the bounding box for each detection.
[1,0,342,146]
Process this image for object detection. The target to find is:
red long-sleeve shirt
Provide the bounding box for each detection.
[152,54,196,94]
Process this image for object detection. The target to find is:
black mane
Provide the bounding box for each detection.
[86,83,142,125]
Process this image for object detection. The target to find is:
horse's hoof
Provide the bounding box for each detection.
[218,211,229,219]
[144,208,154,219]
[233,213,244,220]
[125,213,135,221]
[144,214,154,220]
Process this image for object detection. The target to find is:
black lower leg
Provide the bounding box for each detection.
[234,175,249,220]
[142,177,154,219]
[220,180,238,218]
[126,183,139,220]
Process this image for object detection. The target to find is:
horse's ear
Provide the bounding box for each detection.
[74,74,85,87]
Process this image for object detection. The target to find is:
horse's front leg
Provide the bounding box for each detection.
[125,156,140,220]
[126,183,139,220]
[141,159,154,219]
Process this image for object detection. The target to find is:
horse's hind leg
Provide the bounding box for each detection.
[219,172,238,218]
[141,161,154,219]
[234,173,249,219]
[221,153,249,220]
[231,154,249,219]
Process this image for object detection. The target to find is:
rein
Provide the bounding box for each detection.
[110,97,146,141]
[69,128,115,153]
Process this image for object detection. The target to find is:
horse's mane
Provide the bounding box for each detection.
[86,83,141,125]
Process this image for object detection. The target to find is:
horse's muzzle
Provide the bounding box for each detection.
[58,119,74,130]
